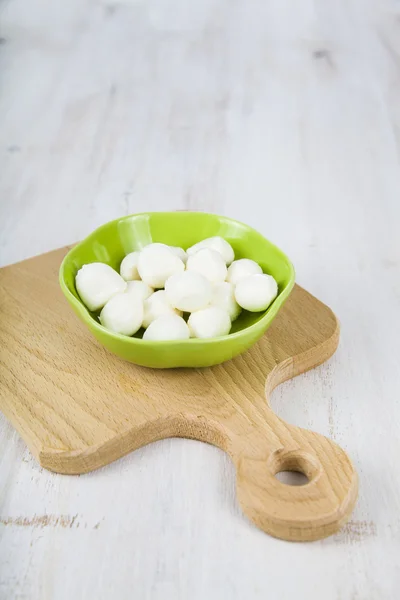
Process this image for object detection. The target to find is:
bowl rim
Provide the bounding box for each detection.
[59,212,295,346]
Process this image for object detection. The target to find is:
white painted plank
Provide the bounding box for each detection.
[1,0,400,598]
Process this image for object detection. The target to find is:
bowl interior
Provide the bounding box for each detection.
[60,212,294,336]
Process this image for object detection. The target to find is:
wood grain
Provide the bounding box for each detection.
[0,247,357,541]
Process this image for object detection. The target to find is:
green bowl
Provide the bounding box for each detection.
[59,212,295,368]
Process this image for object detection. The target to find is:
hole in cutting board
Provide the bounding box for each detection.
[268,449,320,486]
[275,470,309,486]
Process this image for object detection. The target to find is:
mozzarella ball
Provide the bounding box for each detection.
[187,236,234,265]
[143,314,190,341]
[164,271,212,313]
[226,258,263,285]
[188,307,231,339]
[234,274,278,312]
[137,243,185,288]
[125,280,153,302]
[120,251,140,281]
[142,290,182,328]
[186,248,227,284]
[169,246,188,264]
[100,293,143,336]
[211,282,241,321]
[76,263,127,312]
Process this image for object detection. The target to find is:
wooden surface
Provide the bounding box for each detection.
[0,248,358,541]
[0,0,399,596]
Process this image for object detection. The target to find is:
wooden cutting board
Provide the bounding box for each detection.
[0,247,358,541]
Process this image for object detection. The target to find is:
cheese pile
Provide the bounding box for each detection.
[75,237,278,341]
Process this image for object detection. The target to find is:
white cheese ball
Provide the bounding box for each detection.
[142,290,182,328]
[137,243,185,288]
[164,271,212,313]
[186,248,227,284]
[99,293,143,336]
[234,274,278,312]
[226,258,263,285]
[188,307,231,339]
[125,280,153,302]
[76,263,127,312]
[169,246,188,264]
[120,251,140,281]
[187,236,234,265]
[143,314,190,341]
[211,282,241,321]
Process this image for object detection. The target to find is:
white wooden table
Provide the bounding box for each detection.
[1,0,400,597]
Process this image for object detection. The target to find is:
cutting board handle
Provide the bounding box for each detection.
[232,410,358,541]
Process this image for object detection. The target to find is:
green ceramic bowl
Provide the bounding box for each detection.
[59,212,295,368]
